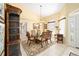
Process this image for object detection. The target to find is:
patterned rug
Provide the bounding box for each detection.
[69,52,79,56]
[22,41,53,56]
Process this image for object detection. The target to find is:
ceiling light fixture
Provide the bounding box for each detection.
[40,5,42,21]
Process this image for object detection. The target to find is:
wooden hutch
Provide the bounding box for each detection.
[5,4,22,56]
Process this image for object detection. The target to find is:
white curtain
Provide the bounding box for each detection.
[47,22,56,42]
[0,21,4,55]
[59,19,65,35]
[48,22,56,31]
[68,12,79,47]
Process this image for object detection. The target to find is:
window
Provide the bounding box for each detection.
[59,19,65,35]
[47,21,56,31]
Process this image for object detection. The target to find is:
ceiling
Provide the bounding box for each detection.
[11,3,65,17]
[22,3,65,17]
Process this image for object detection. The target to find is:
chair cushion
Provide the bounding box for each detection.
[30,37,34,40]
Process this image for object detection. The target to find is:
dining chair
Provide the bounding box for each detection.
[40,32,49,47]
[26,32,35,46]
[47,30,52,43]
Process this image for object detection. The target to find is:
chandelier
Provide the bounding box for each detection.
[40,5,42,21]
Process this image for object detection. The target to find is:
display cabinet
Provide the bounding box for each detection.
[5,4,22,56]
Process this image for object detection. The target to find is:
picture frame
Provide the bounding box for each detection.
[33,23,40,29]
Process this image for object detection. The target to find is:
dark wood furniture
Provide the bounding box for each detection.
[40,32,48,47]
[44,24,47,29]
[26,32,34,46]
[40,30,52,47]
[56,34,63,43]
[47,30,52,43]
[5,4,22,56]
[26,30,52,48]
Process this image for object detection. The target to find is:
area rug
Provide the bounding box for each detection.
[22,41,53,56]
[69,52,79,56]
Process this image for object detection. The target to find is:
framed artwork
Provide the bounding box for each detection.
[0,16,4,56]
[33,23,40,29]
[44,24,47,29]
